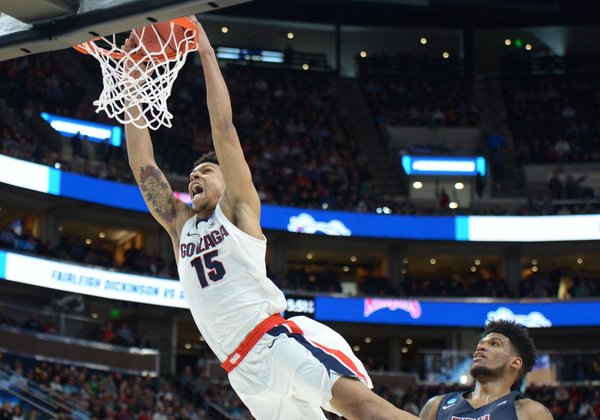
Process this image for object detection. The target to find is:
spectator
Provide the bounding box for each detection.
[101,322,115,343]
[114,323,133,345]
[22,313,43,333]
[10,406,22,420]
[1,401,12,420]
[43,317,59,335]
[439,188,449,210]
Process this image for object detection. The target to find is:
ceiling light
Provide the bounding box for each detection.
[449,202,458,209]
[401,347,408,353]
[406,338,413,345]
[287,32,294,39]
[353,345,360,352]
[343,266,350,272]
[413,181,423,189]
[577,258,583,264]
[99,232,106,238]
[430,258,436,265]
[350,256,357,262]
[360,51,367,58]
[421,38,427,44]
[365,337,372,343]
[306,253,313,260]
[505,39,512,46]
[455,182,464,190]
[474,259,481,266]
[443,52,450,58]
[221,27,228,33]
[471,266,477,272]
[302,64,309,70]
[526,44,532,50]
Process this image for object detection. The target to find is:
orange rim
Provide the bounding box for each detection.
[73,17,199,62]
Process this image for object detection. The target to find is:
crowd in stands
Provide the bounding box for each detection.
[2,349,600,420]
[362,77,480,130]
[504,75,600,166]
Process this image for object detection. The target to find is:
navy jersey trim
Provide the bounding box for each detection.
[266,325,355,378]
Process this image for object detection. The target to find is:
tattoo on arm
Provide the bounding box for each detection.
[137,165,177,223]
[419,398,436,419]
[516,399,554,420]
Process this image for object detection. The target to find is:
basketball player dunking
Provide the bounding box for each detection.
[123,15,420,420]
[419,320,554,420]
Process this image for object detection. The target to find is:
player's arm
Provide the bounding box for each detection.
[419,396,442,420]
[515,399,554,420]
[188,15,262,240]
[122,34,194,257]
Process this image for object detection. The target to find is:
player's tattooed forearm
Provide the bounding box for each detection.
[137,165,177,223]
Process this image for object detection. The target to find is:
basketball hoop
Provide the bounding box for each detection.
[74,17,199,130]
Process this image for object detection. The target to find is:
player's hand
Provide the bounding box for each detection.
[121,32,152,86]
[186,14,212,53]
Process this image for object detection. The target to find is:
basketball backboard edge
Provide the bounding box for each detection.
[0,0,253,62]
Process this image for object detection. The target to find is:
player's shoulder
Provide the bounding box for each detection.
[515,397,554,420]
[418,394,444,420]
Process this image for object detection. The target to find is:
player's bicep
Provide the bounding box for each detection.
[134,164,193,233]
[419,396,441,420]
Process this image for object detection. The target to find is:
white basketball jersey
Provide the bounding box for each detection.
[178,203,287,362]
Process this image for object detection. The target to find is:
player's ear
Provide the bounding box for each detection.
[510,356,523,371]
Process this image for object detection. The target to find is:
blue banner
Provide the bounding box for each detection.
[315,296,600,328]
[41,113,122,146]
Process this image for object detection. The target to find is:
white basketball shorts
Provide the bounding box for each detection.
[227,315,373,420]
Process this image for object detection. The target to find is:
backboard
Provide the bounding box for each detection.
[0,0,253,62]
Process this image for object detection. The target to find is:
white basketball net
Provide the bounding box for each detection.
[76,23,197,130]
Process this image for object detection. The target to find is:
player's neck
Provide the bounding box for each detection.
[469,380,513,407]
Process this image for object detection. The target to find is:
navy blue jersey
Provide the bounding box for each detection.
[436,390,527,420]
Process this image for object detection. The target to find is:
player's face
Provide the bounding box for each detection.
[189,163,225,213]
[470,333,516,380]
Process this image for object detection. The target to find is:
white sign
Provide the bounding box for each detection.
[486,307,552,328]
[3,252,188,308]
[468,215,600,242]
[287,213,352,236]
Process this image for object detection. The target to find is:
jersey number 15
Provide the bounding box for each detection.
[191,250,226,288]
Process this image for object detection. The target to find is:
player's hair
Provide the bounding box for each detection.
[484,320,537,379]
[193,151,219,168]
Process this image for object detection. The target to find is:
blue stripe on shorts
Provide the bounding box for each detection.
[267,325,355,378]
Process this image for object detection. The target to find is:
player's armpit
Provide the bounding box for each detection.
[419,396,442,420]
[515,399,554,420]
